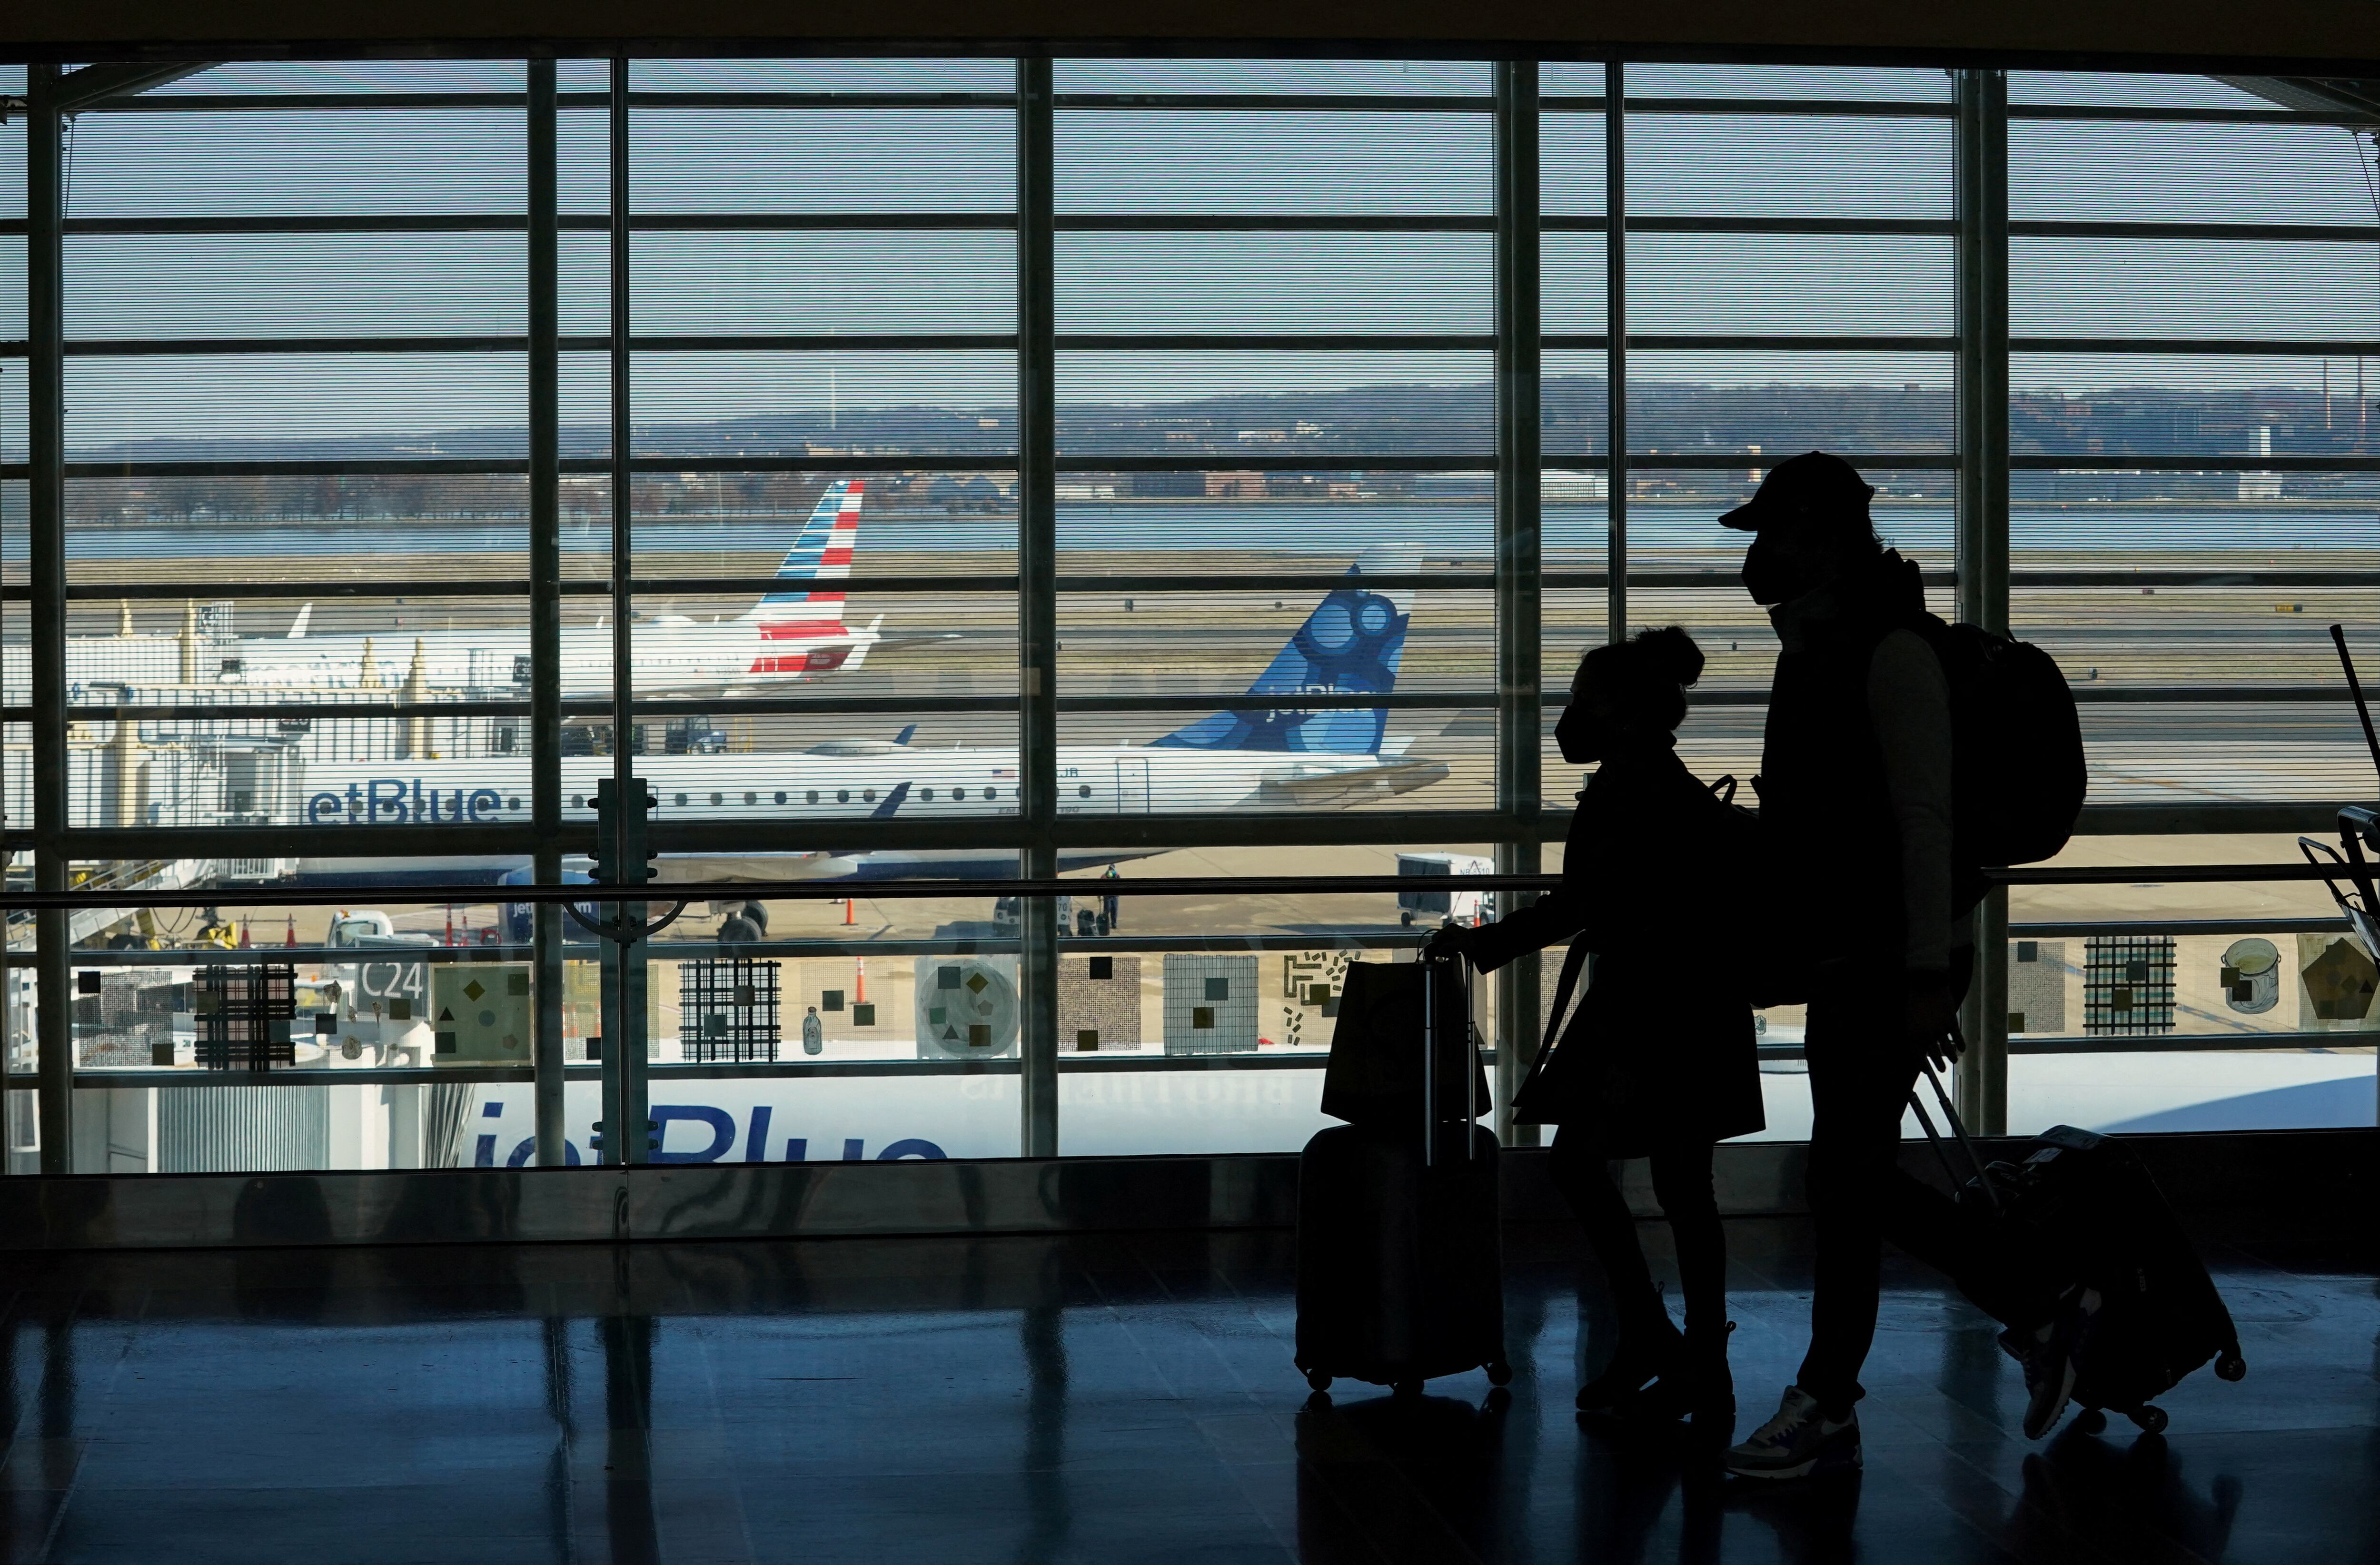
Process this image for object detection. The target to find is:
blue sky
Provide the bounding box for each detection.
[0,61,2374,444]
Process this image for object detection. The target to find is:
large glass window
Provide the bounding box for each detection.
[7,57,2375,1179]
[2008,71,2380,807]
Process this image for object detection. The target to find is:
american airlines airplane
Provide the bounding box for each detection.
[52,480,886,698]
[285,546,1448,884]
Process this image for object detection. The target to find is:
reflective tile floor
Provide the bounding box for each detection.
[0,1216,2368,1564]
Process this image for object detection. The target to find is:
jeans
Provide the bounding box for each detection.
[1793,959,2051,1412]
[1548,1128,1727,1341]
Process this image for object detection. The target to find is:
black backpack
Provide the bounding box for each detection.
[1914,617,2088,913]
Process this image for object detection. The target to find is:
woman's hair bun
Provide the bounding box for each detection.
[1631,624,1704,688]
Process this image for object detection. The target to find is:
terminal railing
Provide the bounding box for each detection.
[6,866,2373,1090]
[8,855,2376,1170]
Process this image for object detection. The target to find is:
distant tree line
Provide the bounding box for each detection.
[55,374,2377,522]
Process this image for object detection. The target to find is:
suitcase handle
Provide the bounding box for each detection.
[1423,955,1436,1167]
[1421,939,1479,1167]
[1909,1060,2004,1218]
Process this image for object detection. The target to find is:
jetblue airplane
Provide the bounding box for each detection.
[285,546,1446,884]
[52,480,888,698]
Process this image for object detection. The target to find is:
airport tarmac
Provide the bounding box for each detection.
[34,529,2380,812]
[28,508,2380,1022]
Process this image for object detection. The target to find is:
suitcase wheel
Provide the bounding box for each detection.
[2128,1405,2168,1435]
[1305,1369,1332,1393]
[2073,1408,2107,1435]
[2215,1350,2247,1382]
[1485,1361,1513,1387]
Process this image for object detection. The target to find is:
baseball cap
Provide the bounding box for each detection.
[1718,451,1876,532]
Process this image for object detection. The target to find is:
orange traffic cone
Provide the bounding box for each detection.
[843,897,855,926]
[239,920,251,949]
[285,916,296,948]
[855,959,865,1004]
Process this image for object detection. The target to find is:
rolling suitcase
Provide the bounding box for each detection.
[1294,948,1510,1396]
[1910,1063,2246,1434]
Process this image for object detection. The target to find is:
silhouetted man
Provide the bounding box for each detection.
[1719,454,2059,1481]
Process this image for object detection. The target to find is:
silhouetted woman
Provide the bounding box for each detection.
[1438,625,1764,1435]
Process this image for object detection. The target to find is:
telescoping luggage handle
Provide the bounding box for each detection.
[1421,946,1479,1168]
[1908,1060,2005,1219]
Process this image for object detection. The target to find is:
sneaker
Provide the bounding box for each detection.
[1723,1387,1861,1480]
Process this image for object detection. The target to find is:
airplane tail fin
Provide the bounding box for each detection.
[1151,544,1418,756]
[742,480,865,674]
[744,479,864,631]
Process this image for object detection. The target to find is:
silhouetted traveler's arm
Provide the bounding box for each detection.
[1867,628,1960,1062]
[1451,891,1589,974]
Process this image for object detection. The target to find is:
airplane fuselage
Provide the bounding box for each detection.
[43,618,866,699]
[287,743,1445,882]
[297,743,1430,824]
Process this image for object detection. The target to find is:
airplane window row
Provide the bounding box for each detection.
[561,788,1034,808]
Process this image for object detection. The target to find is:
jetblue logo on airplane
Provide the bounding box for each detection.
[1155,568,1410,756]
[307,779,506,825]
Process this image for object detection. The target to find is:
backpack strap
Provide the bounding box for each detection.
[1509,941,1591,1123]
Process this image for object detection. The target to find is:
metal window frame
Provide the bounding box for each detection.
[1492,58,1542,1146]
[1955,67,2013,1134]
[10,55,2380,1175]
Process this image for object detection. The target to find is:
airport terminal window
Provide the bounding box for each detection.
[1547,64,1957,796]
[7,56,2376,1176]
[615,59,1021,832]
[2006,70,2380,805]
[1052,60,1497,813]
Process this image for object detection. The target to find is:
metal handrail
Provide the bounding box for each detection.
[25,1026,2364,1090]
[15,915,2355,964]
[0,861,2366,912]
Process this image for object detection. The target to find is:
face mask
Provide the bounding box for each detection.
[1740,530,1799,606]
[1554,700,1600,765]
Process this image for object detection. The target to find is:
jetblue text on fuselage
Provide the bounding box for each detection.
[307,779,506,825]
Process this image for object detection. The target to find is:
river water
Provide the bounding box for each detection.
[13,499,2375,565]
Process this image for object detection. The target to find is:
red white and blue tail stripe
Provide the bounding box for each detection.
[747,480,864,674]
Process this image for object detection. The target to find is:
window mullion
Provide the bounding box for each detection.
[527,56,567,1167]
[1955,66,2012,1137]
[1017,56,1060,1159]
[1494,58,1544,1146]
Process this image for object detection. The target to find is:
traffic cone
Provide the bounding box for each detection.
[855,959,865,1005]
[239,921,251,949]
[285,917,296,948]
[843,897,855,926]
[444,907,454,946]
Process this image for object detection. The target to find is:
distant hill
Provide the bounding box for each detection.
[68,373,2376,468]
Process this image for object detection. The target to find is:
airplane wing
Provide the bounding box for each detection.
[649,852,859,884]
[1255,757,1450,808]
